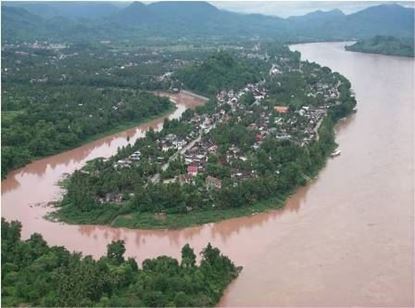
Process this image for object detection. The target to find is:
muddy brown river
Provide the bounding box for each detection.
[2,42,414,306]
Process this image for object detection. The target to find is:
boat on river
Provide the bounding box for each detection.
[331,149,341,157]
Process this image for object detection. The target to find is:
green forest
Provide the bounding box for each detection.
[2,86,173,178]
[175,52,264,96]
[1,219,240,307]
[345,36,414,57]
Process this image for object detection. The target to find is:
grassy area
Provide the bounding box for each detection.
[50,205,121,225]
[112,196,289,229]
[52,195,289,229]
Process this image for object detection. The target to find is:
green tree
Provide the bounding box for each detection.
[107,240,126,265]
[181,244,196,268]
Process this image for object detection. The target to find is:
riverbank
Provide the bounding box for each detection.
[51,194,287,229]
[76,104,177,146]
[1,98,176,180]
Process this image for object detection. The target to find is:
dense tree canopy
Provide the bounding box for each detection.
[345,35,414,57]
[175,51,264,96]
[1,85,172,178]
[1,218,240,307]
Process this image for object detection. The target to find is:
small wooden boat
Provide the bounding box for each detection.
[331,149,341,157]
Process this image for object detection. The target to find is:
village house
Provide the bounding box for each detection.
[231,169,255,181]
[187,165,198,177]
[274,106,289,113]
[97,192,123,204]
[178,174,194,185]
[205,176,222,190]
[269,64,281,76]
[114,159,131,169]
[130,151,141,161]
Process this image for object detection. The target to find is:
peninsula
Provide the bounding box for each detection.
[55,44,356,229]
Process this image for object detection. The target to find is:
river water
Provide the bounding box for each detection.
[2,42,414,306]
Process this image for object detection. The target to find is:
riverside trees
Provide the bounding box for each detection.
[1,86,172,178]
[1,218,240,307]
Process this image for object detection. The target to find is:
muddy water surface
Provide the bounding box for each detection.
[2,43,414,306]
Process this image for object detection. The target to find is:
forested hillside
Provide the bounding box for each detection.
[2,2,414,43]
[175,52,263,96]
[345,36,414,57]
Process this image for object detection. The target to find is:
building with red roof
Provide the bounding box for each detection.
[187,165,198,176]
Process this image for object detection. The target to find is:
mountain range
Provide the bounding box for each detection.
[2,1,414,42]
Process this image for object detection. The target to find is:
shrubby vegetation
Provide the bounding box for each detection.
[1,218,240,307]
[345,36,414,57]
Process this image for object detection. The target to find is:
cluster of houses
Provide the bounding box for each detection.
[217,68,342,148]
[106,55,345,195]
[3,41,68,50]
[216,82,267,109]
[184,139,218,171]
[308,81,341,100]
[159,133,188,152]
[114,150,141,169]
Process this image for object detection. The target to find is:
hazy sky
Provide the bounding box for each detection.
[212,1,415,18]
